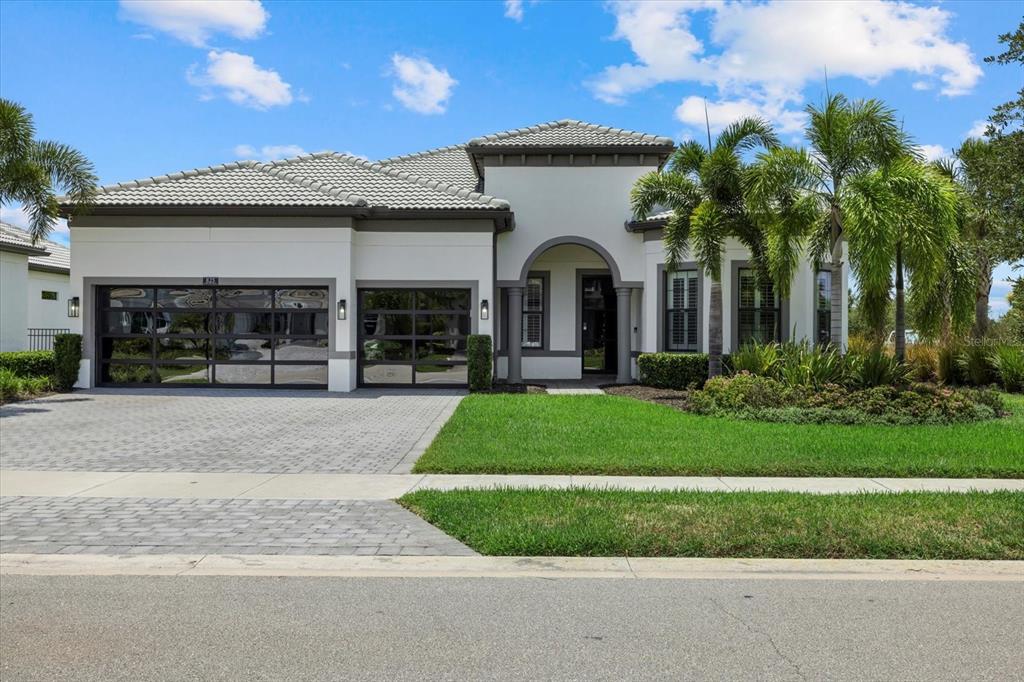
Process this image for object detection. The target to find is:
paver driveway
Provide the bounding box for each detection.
[0,388,463,474]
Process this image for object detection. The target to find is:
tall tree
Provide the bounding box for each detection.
[745,94,912,350]
[631,118,779,378]
[845,157,960,360]
[0,98,95,241]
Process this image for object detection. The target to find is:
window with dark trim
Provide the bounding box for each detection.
[41,290,58,301]
[522,276,543,348]
[737,268,781,345]
[665,270,698,351]
[815,269,832,345]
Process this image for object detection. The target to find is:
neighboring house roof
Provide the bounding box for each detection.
[377,145,478,190]
[0,221,50,257]
[79,153,508,213]
[0,221,70,272]
[466,119,675,150]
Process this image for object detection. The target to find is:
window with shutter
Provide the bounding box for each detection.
[522,277,544,348]
[665,270,699,351]
[737,268,780,345]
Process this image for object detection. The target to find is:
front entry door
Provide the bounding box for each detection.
[580,275,617,374]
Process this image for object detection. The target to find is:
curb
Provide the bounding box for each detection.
[2,553,1021,581]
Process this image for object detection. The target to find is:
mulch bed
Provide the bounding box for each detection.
[603,384,692,412]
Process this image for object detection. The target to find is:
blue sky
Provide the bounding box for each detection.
[1,0,1020,314]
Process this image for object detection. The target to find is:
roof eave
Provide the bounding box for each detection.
[625,218,667,233]
[28,262,71,275]
[0,242,50,257]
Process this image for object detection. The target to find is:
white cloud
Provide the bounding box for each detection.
[916,144,946,162]
[1,204,69,244]
[675,94,806,135]
[591,1,982,134]
[965,120,989,139]
[233,144,307,160]
[187,50,293,109]
[912,80,931,91]
[390,54,457,115]
[504,0,524,21]
[119,0,268,47]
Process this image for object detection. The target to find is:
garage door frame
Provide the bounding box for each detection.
[85,277,336,389]
[355,280,479,389]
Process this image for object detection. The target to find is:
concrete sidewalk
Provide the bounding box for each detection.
[2,469,1022,500]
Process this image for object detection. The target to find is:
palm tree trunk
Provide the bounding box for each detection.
[708,276,723,379]
[829,207,844,350]
[894,242,906,362]
[973,265,992,339]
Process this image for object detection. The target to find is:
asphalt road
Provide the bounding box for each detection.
[1,575,1022,681]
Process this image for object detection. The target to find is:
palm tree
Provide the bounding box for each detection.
[745,94,912,350]
[908,154,981,344]
[1,98,96,241]
[846,157,960,360]
[631,118,779,378]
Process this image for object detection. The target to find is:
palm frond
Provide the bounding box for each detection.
[31,139,97,206]
[689,201,727,282]
[715,117,779,154]
[629,170,701,220]
[668,141,706,177]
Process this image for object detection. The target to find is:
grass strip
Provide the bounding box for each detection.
[400,488,1024,560]
[413,393,1024,478]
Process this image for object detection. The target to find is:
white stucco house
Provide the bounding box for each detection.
[61,119,847,390]
[0,222,72,352]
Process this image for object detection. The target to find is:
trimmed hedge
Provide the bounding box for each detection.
[53,333,82,391]
[638,353,709,390]
[0,350,55,378]
[467,334,493,392]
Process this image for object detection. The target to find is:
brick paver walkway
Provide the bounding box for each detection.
[0,389,462,474]
[0,496,475,556]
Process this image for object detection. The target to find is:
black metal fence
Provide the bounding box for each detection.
[27,328,70,351]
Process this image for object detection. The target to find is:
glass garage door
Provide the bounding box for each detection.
[97,285,329,387]
[358,288,470,387]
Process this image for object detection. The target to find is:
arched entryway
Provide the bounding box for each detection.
[504,236,637,385]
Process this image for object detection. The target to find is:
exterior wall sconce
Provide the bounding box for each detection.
[480,299,489,320]
[337,299,347,320]
[67,296,80,318]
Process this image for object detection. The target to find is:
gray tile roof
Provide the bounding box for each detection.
[90,160,366,207]
[87,153,507,210]
[378,145,478,190]
[467,119,674,149]
[29,239,70,273]
[265,153,506,209]
[0,221,49,256]
[0,221,69,271]
[626,209,673,232]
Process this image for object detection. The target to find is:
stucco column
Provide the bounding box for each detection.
[506,286,524,384]
[615,287,632,384]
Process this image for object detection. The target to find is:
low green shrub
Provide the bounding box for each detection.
[992,345,1024,393]
[53,333,82,391]
[846,347,910,388]
[638,353,709,389]
[938,344,962,385]
[467,334,493,391]
[729,341,779,378]
[905,344,939,383]
[0,367,52,403]
[0,350,55,378]
[957,344,997,387]
[688,372,1004,425]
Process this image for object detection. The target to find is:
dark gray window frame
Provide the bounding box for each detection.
[731,260,790,350]
[95,283,330,388]
[656,262,703,353]
[814,268,832,346]
[499,271,550,353]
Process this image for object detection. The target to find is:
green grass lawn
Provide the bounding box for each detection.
[400,488,1024,559]
[413,393,1024,478]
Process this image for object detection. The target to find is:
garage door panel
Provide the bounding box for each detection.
[97,285,328,388]
[357,287,470,387]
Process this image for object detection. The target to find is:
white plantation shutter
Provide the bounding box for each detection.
[522,277,544,348]
[666,270,698,351]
